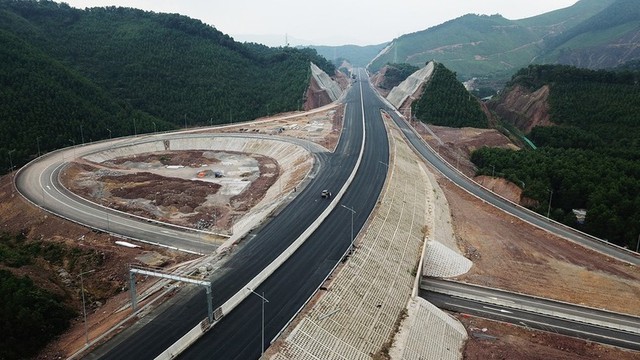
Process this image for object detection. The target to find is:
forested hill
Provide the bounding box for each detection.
[412,63,489,129]
[0,0,334,172]
[474,64,640,249]
[537,0,640,69]
[367,0,632,85]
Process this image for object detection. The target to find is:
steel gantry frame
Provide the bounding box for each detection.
[129,266,213,322]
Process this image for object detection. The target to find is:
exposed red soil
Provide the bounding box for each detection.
[490,84,555,133]
[60,150,278,231]
[0,174,196,359]
[457,315,639,360]
[304,71,349,110]
[398,119,639,359]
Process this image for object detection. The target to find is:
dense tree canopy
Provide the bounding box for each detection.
[0,0,335,172]
[475,64,640,249]
[0,268,75,360]
[379,63,420,90]
[412,63,489,128]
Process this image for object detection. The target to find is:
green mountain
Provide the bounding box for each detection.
[412,63,488,128]
[537,0,640,68]
[474,64,640,249]
[0,0,334,172]
[0,28,161,168]
[368,0,623,83]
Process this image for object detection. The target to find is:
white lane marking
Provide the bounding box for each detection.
[483,306,512,314]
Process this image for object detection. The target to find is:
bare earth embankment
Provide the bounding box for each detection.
[414,123,640,359]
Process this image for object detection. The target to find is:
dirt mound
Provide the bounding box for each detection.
[105,171,221,219]
[62,150,279,231]
[108,150,221,168]
[474,175,523,204]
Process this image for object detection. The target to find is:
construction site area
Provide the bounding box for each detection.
[3,68,639,359]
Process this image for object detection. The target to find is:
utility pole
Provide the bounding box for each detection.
[8,149,15,195]
[247,288,269,357]
[547,189,553,218]
[79,269,95,346]
[341,204,356,250]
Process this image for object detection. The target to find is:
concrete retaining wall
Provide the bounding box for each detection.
[387,62,434,109]
[154,319,207,359]
[310,62,342,102]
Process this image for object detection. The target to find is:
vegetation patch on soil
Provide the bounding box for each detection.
[0,174,196,359]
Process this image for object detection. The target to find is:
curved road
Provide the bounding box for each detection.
[383,108,640,265]
[16,132,330,255]
[75,68,390,359]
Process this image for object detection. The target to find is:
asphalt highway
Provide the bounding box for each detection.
[179,70,391,358]
[421,289,640,350]
[423,278,640,333]
[83,68,390,359]
[16,132,323,255]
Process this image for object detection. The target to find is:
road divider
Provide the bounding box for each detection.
[154,75,369,360]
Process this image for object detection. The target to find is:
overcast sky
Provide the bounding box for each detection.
[63,0,579,46]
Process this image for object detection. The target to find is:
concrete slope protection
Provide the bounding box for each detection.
[310,62,343,102]
[386,61,435,109]
[88,68,389,359]
[179,68,390,359]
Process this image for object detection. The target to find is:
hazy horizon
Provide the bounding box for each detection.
[63,0,579,46]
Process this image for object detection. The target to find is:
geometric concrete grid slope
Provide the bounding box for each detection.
[422,241,472,278]
[386,62,435,109]
[390,298,467,360]
[273,116,463,359]
[310,62,343,102]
